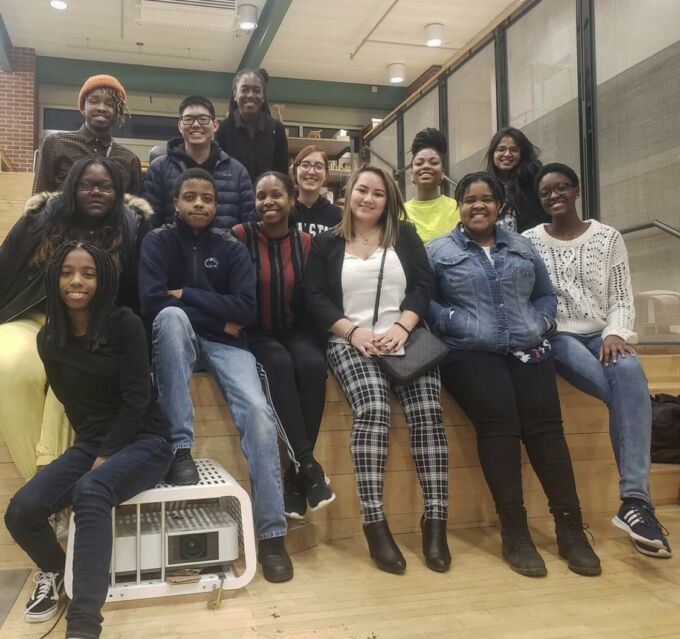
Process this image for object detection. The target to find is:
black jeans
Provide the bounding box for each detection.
[5,436,173,639]
[439,351,580,516]
[247,330,327,463]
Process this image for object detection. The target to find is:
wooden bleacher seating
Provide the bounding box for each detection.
[0,172,679,570]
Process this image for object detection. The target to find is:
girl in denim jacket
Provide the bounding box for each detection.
[427,172,600,578]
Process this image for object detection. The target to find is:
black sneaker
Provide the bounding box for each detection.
[301,458,336,512]
[612,499,671,556]
[24,571,63,623]
[258,536,293,583]
[165,449,199,485]
[283,464,307,520]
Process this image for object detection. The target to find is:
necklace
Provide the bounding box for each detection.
[356,228,380,245]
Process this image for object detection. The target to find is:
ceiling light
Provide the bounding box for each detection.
[388,63,405,84]
[50,0,69,9]
[238,4,258,31]
[425,23,444,47]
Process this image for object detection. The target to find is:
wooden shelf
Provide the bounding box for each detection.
[287,136,351,160]
[326,169,352,186]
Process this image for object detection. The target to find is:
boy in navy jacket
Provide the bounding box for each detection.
[139,168,292,583]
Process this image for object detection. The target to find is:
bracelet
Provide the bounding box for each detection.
[346,325,359,344]
[394,321,411,336]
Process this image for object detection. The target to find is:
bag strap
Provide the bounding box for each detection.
[372,248,388,328]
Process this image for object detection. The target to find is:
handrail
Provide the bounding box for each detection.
[620,220,680,241]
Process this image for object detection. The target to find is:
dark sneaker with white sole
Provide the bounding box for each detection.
[301,458,335,511]
[24,571,63,623]
[283,463,307,520]
[612,499,671,555]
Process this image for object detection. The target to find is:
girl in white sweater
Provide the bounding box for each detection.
[524,162,670,558]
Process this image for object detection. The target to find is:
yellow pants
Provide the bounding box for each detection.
[0,313,72,479]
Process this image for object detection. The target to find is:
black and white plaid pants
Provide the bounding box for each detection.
[327,342,448,524]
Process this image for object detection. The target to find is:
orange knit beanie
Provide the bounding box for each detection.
[77,75,126,110]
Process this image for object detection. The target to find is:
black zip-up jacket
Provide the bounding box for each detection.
[303,221,433,333]
[0,192,152,325]
[139,216,257,348]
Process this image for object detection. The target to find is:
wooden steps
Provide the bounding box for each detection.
[0,172,33,242]
[2,359,678,572]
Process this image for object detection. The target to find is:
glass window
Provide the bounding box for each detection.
[403,88,439,200]
[43,108,180,141]
[507,0,579,171]
[447,43,496,184]
[595,0,680,342]
[368,120,398,182]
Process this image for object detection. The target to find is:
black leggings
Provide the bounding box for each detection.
[247,330,327,463]
[440,351,580,516]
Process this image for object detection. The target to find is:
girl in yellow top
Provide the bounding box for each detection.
[404,128,460,243]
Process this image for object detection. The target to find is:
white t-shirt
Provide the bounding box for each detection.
[331,247,407,346]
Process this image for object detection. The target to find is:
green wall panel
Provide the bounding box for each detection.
[37,57,405,110]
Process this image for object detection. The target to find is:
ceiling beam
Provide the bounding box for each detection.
[237,0,292,71]
[0,14,13,72]
[36,56,406,111]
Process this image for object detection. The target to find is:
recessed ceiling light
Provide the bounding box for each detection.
[388,63,405,84]
[425,23,444,47]
[50,0,69,9]
[238,4,258,31]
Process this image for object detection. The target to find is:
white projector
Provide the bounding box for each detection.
[113,504,240,574]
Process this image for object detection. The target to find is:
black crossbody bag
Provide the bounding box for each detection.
[372,249,449,385]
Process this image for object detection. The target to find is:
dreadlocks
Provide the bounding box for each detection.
[44,241,119,352]
[103,87,131,127]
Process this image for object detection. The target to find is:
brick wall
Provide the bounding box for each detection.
[0,47,37,172]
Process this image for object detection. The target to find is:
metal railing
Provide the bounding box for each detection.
[620,219,680,240]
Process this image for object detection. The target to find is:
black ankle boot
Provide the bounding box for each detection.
[499,510,547,577]
[554,510,601,576]
[363,519,406,574]
[421,515,451,572]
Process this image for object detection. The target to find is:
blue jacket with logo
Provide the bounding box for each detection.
[426,225,556,352]
[139,216,256,348]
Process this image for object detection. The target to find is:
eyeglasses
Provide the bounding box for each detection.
[538,182,573,199]
[78,180,114,193]
[179,114,214,126]
[494,145,520,155]
[298,161,326,172]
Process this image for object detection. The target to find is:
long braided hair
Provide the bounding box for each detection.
[43,240,119,352]
[33,157,125,267]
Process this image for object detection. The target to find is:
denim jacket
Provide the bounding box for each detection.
[426,225,556,353]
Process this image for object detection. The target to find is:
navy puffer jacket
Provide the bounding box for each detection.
[143,138,257,229]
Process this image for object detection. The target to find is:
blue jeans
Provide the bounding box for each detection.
[152,307,287,540]
[5,436,173,639]
[550,331,652,504]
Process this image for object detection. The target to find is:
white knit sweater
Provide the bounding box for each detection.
[523,220,637,343]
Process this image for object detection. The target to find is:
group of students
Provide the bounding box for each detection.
[0,71,670,639]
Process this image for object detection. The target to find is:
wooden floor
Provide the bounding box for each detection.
[0,506,679,638]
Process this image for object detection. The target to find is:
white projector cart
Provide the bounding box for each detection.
[65,459,256,602]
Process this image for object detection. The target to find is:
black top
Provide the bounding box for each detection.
[0,194,150,325]
[37,306,169,457]
[215,111,289,183]
[506,161,551,233]
[304,221,433,333]
[294,196,342,237]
